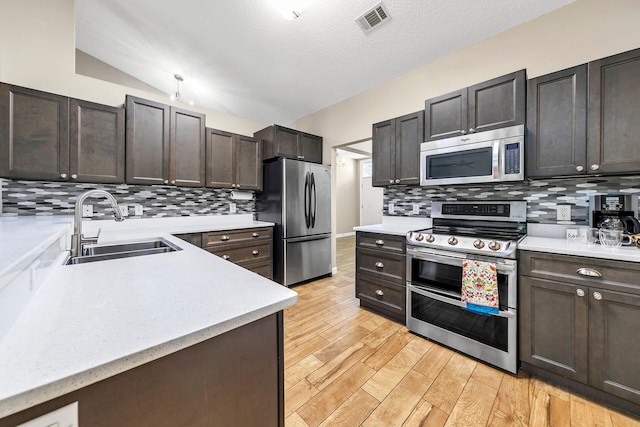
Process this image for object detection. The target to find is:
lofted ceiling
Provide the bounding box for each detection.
[75,0,574,125]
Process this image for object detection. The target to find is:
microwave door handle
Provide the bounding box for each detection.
[493,140,501,179]
[409,285,516,319]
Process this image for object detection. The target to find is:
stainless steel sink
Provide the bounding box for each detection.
[64,238,182,265]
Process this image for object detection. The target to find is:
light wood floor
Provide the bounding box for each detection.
[283,236,640,427]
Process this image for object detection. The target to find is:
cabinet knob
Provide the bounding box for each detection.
[395,179,400,184]
[593,292,603,301]
[576,165,584,172]
[469,128,476,133]
[71,174,77,179]
[252,232,260,238]
[375,239,385,246]
[252,250,259,256]
[461,130,467,135]
[576,267,602,277]
[389,180,394,184]
[171,180,176,185]
[576,288,585,297]
[222,255,230,260]
[60,173,67,179]
[590,164,600,171]
[374,262,384,269]
[221,235,230,241]
[164,180,169,184]
[375,289,384,297]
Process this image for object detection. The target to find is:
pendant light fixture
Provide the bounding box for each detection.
[170,74,183,101]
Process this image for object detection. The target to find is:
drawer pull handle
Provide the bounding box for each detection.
[222,255,230,260]
[221,235,230,241]
[375,262,384,269]
[375,289,384,297]
[252,250,259,256]
[576,288,585,297]
[576,268,601,277]
[252,232,260,238]
[375,239,385,246]
[593,292,603,301]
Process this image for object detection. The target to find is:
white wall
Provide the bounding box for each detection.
[0,0,266,136]
[335,156,359,236]
[298,0,640,269]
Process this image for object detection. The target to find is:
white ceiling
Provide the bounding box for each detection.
[75,0,574,125]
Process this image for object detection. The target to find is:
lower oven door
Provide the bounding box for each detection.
[406,248,518,373]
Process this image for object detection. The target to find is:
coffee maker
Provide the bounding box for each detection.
[589,194,640,234]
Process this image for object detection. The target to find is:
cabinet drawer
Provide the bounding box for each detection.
[203,227,272,247]
[207,241,272,264]
[356,248,405,284]
[520,251,640,294]
[239,260,273,280]
[357,232,405,253]
[356,274,406,322]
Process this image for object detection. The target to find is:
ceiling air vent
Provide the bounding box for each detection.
[356,2,390,33]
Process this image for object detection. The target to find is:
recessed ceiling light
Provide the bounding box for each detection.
[268,0,315,20]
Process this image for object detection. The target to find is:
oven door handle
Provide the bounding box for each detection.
[407,248,517,272]
[409,284,516,319]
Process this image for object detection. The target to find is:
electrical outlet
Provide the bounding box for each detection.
[134,205,143,216]
[388,203,395,214]
[229,203,237,214]
[557,205,572,221]
[119,204,129,217]
[82,204,93,217]
[412,203,420,214]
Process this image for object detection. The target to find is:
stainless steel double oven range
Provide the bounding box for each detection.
[406,201,527,374]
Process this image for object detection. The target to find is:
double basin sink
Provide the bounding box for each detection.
[65,238,182,265]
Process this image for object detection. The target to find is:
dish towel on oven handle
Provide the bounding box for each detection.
[461,259,499,315]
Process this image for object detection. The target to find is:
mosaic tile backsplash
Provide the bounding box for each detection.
[384,175,640,224]
[1,180,255,219]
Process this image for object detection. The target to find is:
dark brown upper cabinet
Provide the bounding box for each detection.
[205,128,263,191]
[424,70,526,141]
[526,65,588,178]
[0,83,124,183]
[254,125,322,164]
[372,110,423,187]
[587,48,640,175]
[126,96,205,187]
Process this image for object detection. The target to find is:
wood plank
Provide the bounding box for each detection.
[571,395,609,427]
[470,362,504,390]
[297,362,376,427]
[363,329,414,370]
[308,342,375,390]
[285,379,319,417]
[423,353,477,414]
[362,370,434,427]
[405,335,435,356]
[317,389,380,427]
[359,320,403,349]
[486,372,532,427]
[402,399,449,427]
[314,325,372,362]
[413,342,455,380]
[548,394,570,427]
[285,354,324,391]
[443,378,498,427]
[528,388,550,427]
[362,346,423,401]
[286,411,310,427]
[285,335,331,369]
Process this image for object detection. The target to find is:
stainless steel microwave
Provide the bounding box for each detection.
[420,125,524,186]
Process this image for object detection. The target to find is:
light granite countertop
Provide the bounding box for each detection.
[353,216,432,236]
[0,214,297,419]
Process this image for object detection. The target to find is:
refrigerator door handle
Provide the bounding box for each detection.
[311,172,317,228]
[304,172,310,229]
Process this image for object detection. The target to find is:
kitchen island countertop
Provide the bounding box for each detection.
[0,214,297,419]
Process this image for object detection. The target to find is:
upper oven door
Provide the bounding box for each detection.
[407,247,517,309]
[420,140,499,186]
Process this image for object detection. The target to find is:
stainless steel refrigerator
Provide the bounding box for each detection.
[256,158,331,286]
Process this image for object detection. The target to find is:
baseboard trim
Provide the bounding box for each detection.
[336,232,355,238]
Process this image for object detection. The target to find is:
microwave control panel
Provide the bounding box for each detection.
[504,142,521,174]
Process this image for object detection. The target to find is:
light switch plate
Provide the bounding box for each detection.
[119,204,129,217]
[388,203,395,214]
[557,205,571,221]
[229,203,237,214]
[412,203,420,214]
[82,204,93,217]
[134,205,143,216]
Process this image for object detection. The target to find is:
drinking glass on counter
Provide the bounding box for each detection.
[598,228,623,248]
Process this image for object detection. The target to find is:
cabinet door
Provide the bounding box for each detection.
[235,135,262,190]
[394,111,423,185]
[519,276,588,383]
[424,88,467,141]
[371,119,395,187]
[468,69,526,134]
[588,48,640,175]
[0,84,69,181]
[526,65,587,178]
[70,99,125,184]
[299,132,322,163]
[273,126,299,160]
[170,107,205,187]
[126,96,170,185]
[205,128,234,188]
[589,288,640,404]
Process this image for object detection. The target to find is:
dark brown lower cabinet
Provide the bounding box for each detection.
[0,313,284,427]
[519,251,640,415]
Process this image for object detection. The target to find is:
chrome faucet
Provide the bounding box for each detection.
[71,190,125,257]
